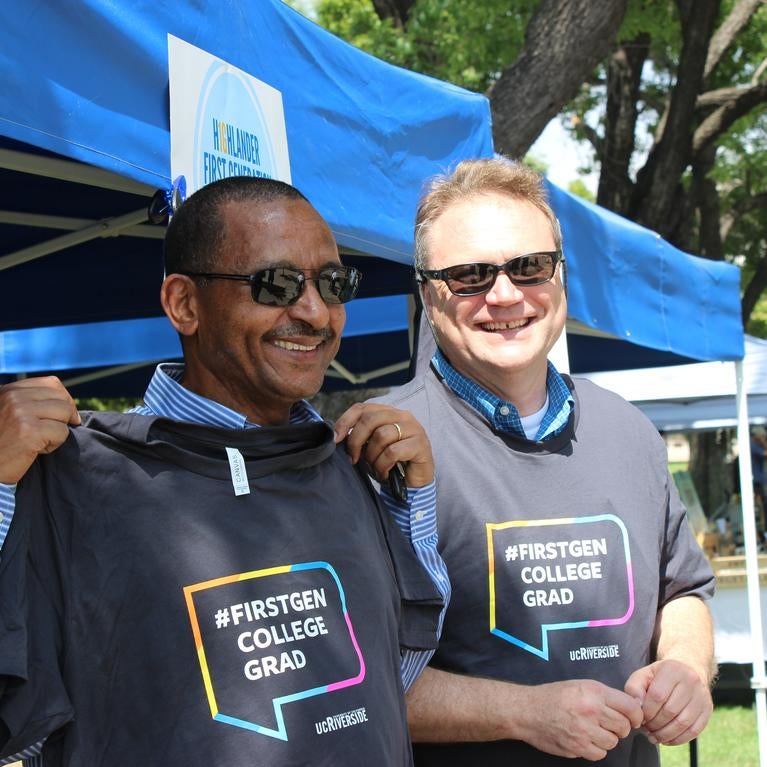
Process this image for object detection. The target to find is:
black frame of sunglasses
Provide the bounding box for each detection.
[417,250,563,296]
[179,265,362,306]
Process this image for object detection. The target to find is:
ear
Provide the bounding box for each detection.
[161,274,200,337]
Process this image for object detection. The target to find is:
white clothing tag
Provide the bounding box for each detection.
[225,447,250,496]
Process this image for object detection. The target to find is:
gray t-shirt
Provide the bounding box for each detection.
[377,368,714,767]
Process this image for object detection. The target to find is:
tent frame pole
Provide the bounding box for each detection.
[735,359,767,766]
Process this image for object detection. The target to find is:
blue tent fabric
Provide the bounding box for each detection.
[0,296,409,374]
[0,0,745,392]
[547,183,745,362]
[0,0,492,263]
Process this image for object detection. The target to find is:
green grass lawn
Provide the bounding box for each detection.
[661,705,759,767]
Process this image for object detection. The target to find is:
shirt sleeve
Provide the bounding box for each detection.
[0,484,15,557]
[659,468,716,605]
[0,742,43,765]
[378,481,450,691]
[0,484,49,766]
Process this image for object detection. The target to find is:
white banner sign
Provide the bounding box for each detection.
[168,34,291,197]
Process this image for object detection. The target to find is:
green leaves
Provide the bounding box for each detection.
[315,0,535,92]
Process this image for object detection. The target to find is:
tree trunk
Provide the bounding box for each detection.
[630,0,720,236]
[597,34,649,213]
[743,256,767,327]
[370,0,415,28]
[688,429,734,519]
[489,0,629,158]
[691,143,725,261]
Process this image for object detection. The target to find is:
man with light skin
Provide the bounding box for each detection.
[377,158,715,765]
[0,177,447,766]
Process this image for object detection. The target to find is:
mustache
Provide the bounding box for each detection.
[264,323,335,341]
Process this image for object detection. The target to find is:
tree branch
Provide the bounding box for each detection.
[489,0,629,157]
[704,0,765,80]
[697,83,758,107]
[693,79,767,156]
[571,114,602,154]
[698,56,767,107]
[720,190,767,241]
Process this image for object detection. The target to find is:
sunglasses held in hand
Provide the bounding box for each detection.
[417,250,563,296]
[180,265,362,306]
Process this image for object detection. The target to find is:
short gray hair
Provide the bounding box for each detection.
[414,157,562,271]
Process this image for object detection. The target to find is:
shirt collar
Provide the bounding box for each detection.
[432,349,573,441]
[142,363,321,428]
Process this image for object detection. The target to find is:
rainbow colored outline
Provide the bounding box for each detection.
[184,561,366,741]
[487,514,635,660]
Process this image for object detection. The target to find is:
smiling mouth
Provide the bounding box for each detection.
[273,339,325,352]
[480,319,529,331]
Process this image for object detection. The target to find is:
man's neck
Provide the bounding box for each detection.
[479,362,550,417]
[179,368,293,426]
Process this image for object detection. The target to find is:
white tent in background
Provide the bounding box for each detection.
[581,335,767,431]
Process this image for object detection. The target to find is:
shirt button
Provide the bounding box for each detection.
[415,510,425,521]
[499,405,510,416]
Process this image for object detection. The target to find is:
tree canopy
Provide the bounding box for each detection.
[308,0,767,335]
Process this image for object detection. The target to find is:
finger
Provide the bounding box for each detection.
[360,424,407,480]
[568,731,615,762]
[333,402,367,445]
[599,707,634,739]
[624,666,652,706]
[340,406,405,465]
[643,684,683,733]
[362,419,434,484]
[592,729,620,755]
[605,687,645,730]
[30,419,72,454]
[637,673,674,724]
[0,382,81,425]
[0,419,71,483]
[8,397,81,426]
[1,375,66,392]
[658,708,710,746]
[644,684,709,740]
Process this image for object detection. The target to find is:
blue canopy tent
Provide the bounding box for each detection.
[0,0,492,394]
[0,0,744,397]
[2,3,765,760]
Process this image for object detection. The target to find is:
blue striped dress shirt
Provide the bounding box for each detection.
[0,363,449,767]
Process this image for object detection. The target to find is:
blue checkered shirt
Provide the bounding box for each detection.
[432,349,573,440]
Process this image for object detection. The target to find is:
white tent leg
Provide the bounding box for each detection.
[735,359,767,766]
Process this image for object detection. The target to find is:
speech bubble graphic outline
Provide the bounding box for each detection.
[487,514,635,660]
[184,561,366,741]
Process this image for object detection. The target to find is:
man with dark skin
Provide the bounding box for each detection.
[0,177,446,766]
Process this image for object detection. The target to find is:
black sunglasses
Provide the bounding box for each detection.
[180,265,362,306]
[417,250,563,296]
